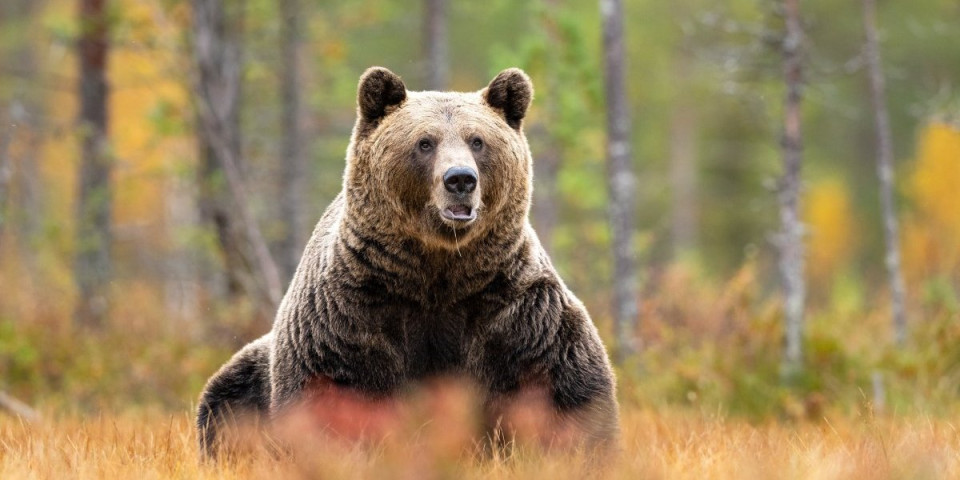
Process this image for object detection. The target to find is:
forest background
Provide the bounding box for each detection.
[1,0,960,475]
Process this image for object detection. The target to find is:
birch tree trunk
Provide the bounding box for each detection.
[600,0,639,360]
[278,0,305,284]
[0,110,10,238]
[667,1,699,261]
[13,102,43,250]
[74,0,112,329]
[423,0,448,90]
[778,0,806,376]
[863,0,907,346]
[669,76,698,257]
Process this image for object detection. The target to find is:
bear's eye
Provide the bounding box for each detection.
[418,139,433,153]
[470,137,484,151]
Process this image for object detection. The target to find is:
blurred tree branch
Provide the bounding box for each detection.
[0,390,40,423]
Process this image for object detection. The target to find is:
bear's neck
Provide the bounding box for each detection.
[336,212,531,297]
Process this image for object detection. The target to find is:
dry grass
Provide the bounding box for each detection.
[2,408,959,479]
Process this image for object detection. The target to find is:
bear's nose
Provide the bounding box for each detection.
[443,167,478,194]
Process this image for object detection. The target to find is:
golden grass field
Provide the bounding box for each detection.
[2,407,959,479]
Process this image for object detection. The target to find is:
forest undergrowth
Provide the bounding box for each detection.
[2,259,959,478]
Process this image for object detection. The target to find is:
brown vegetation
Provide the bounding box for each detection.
[2,408,959,479]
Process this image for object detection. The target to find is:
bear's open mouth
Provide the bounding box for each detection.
[441,204,476,222]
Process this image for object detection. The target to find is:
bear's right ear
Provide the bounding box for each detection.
[357,67,407,126]
[483,68,533,130]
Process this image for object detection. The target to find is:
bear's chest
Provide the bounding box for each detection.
[399,303,483,380]
[328,268,515,387]
[397,274,513,379]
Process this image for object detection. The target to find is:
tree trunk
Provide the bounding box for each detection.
[423,0,448,90]
[0,104,36,245]
[531,0,563,255]
[668,75,698,257]
[600,0,639,360]
[532,138,560,255]
[14,103,43,250]
[778,0,806,377]
[666,0,698,261]
[0,108,11,238]
[278,0,305,284]
[192,0,283,315]
[0,0,17,238]
[164,176,201,330]
[74,0,112,329]
[863,0,907,346]
[193,0,244,301]
[0,0,45,253]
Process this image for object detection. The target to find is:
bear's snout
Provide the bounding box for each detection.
[437,165,480,224]
[442,166,478,195]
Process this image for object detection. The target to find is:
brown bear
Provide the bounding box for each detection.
[196,67,620,458]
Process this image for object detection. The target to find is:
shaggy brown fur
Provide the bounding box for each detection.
[197,67,620,458]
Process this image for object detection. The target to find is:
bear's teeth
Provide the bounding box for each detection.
[448,205,470,216]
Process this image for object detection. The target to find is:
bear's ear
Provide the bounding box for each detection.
[357,67,407,125]
[483,68,533,130]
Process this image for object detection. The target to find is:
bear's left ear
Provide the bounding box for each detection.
[483,68,533,130]
[357,67,407,126]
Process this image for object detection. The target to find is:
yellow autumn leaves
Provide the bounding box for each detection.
[903,122,960,285]
[805,122,960,293]
[805,178,857,283]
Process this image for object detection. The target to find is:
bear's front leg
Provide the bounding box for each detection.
[470,282,620,452]
[266,330,313,416]
[267,313,408,443]
[196,333,273,459]
[546,307,621,450]
[268,330,407,412]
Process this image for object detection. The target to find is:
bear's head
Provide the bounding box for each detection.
[344,67,534,251]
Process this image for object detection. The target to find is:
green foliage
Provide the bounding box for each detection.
[617,261,960,420]
[0,317,232,412]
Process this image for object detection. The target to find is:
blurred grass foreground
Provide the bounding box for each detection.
[2,407,960,478]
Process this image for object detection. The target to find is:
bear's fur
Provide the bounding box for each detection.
[197,67,620,458]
